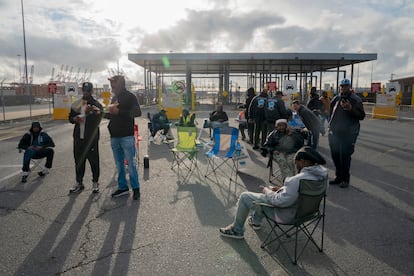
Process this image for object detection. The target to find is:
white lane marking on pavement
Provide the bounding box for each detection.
[0,170,21,183]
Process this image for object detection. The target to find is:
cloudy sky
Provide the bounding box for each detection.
[0,0,413,88]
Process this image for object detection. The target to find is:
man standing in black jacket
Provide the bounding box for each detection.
[328,79,365,188]
[248,89,268,149]
[106,75,142,199]
[68,82,103,194]
[245,87,256,144]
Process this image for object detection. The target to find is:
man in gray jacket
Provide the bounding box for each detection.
[219,146,328,239]
[291,100,321,149]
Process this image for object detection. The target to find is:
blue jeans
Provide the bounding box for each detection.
[110,136,140,190]
[232,192,269,234]
[22,148,54,172]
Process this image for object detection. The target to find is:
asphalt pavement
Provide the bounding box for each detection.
[0,104,413,275]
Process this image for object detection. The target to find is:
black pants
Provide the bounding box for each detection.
[254,120,268,146]
[307,129,320,149]
[267,121,276,134]
[74,139,100,183]
[238,122,247,139]
[247,121,254,143]
[328,133,357,182]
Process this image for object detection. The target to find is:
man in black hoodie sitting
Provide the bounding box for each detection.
[18,121,55,183]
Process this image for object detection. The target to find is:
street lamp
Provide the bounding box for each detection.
[20,0,32,119]
[1,79,6,121]
[17,54,22,84]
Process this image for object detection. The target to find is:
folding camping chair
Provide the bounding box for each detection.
[268,152,297,185]
[268,152,283,185]
[256,178,327,264]
[171,126,200,184]
[18,148,48,182]
[204,126,241,186]
[147,112,173,146]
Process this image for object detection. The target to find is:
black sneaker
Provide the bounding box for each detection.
[21,175,28,183]
[133,188,140,200]
[69,183,84,193]
[329,178,342,185]
[339,181,350,188]
[219,225,244,240]
[111,189,129,198]
[38,169,49,177]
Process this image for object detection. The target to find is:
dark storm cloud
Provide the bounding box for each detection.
[0,33,120,69]
[265,25,348,52]
[137,9,285,52]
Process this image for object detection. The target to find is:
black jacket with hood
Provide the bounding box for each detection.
[18,122,55,150]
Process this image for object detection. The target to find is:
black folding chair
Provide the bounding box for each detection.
[256,178,327,264]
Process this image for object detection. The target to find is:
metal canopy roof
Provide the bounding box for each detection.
[128,52,377,75]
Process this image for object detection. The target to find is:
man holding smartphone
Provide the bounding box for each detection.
[68,82,103,194]
[328,78,365,188]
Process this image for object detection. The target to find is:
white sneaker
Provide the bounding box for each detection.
[149,136,154,142]
[92,182,99,193]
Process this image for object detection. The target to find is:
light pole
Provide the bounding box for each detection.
[20,0,32,119]
[356,63,360,91]
[1,79,6,121]
[17,54,22,84]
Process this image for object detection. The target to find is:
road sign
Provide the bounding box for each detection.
[48,82,57,94]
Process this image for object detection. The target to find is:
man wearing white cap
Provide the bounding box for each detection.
[261,119,305,180]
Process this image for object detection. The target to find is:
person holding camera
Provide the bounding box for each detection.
[68,82,103,194]
[291,100,321,149]
[328,79,365,188]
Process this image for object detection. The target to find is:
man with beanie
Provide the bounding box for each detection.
[68,82,103,194]
[105,75,142,200]
[18,122,55,183]
[219,146,327,239]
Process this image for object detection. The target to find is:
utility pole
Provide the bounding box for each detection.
[20,0,31,119]
[17,54,22,83]
[1,79,6,121]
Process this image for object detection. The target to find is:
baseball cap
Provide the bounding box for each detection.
[340,79,351,86]
[82,82,93,92]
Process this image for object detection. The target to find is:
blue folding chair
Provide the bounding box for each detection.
[204,126,241,186]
